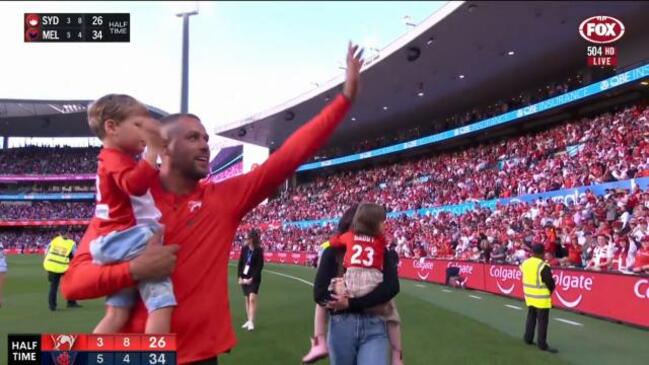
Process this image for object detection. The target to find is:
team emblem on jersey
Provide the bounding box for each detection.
[188,200,203,213]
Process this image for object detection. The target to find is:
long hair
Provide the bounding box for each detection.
[337,203,360,234]
[352,203,386,237]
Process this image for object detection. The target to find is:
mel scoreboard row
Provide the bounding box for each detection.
[8,334,176,365]
[24,13,130,42]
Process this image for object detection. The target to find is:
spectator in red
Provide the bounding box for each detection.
[564,240,583,268]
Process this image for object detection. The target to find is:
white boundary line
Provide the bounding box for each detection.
[234,265,588,330]
[555,318,583,327]
[264,269,314,287]
[504,304,523,311]
[228,263,315,287]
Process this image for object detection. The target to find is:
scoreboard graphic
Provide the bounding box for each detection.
[24,13,130,42]
[8,334,176,365]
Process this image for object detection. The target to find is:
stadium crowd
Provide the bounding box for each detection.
[0,146,99,175]
[0,228,85,250]
[235,185,649,274]
[0,202,94,220]
[244,103,649,223]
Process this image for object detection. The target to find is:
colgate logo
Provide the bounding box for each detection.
[634,279,649,299]
[412,259,434,280]
[579,16,625,44]
[552,272,593,308]
[446,261,474,275]
[489,266,521,295]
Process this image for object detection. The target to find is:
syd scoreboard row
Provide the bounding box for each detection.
[24,13,130,42]
[8,334,176,365]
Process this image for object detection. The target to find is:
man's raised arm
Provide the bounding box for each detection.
[216,42,364,219]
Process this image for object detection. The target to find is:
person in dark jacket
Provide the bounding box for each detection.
[238,229,264,331]
[313,205,400,365]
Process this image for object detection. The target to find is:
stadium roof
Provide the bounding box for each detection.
[0,99,168,137]
[217,1,649,148]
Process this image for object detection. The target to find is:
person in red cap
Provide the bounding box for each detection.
[62,43,365,365]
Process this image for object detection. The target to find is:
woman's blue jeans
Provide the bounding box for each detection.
[327,312,388,365]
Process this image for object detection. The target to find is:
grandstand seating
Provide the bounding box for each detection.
[245,104,649,222]
[0,146,98,174]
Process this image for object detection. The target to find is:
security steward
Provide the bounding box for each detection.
[521,244,558,353]
[43,234,82,311]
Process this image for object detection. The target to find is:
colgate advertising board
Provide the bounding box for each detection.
[5,248,45,254]
[484,264,524,298]
[223,252,649,328]
[400,258,649,328]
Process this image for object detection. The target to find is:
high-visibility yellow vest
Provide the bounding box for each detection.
[43,236,74,273]
[521,256,552,309]
[320,241,331,250]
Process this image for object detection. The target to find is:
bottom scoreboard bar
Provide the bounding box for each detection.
[8,335,176,365]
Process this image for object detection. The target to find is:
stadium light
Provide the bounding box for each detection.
[458,74,465,79]
[507,50,515,56]
[176,3,199,113]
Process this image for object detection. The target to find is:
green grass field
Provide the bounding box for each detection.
[1,255,648,365]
